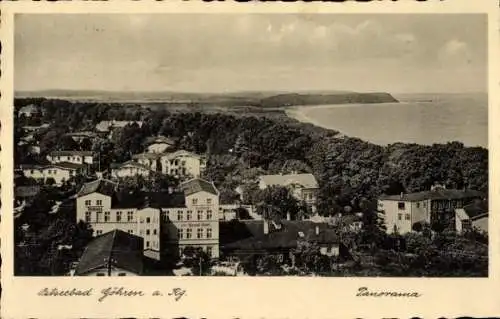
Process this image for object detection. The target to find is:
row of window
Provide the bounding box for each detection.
[85,210,215,223]
[178,228,213,239]
[166,210,213,221]
[85,199,103,206]
[398,202,428,210]
[145,240,158,249]
[140,228,158,236]
[191,198,213,205]
[85,211,134,223]
[397,213,411,221]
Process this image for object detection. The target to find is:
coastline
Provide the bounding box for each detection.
[284,103,488,148]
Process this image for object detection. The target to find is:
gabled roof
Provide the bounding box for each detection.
[77,179,117,197]
[145,136,175,146]
[49,150,95,157]
[379,189,485,202]
[259,173,319,189]
[461,200,488,220]
[304,229,339,244]
[111,161,153,171]
[180,178,218,196]
[49,162,86,170]
[161,150,201,160]
[111,191,186,209]
[74,230,144,276]
[132,152,161,160]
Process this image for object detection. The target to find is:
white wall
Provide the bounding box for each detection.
[379,200,413,234]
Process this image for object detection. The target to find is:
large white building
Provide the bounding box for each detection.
[160,150,206,179]
[131,152,161,172]
[47,150,96,166]
[21,162,86,185]
[111,161,154,179]
[378,185,485,234]
[76,178,220,260]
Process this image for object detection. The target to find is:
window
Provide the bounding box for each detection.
[85,212,91,222]
[96,212,102,222]
[96,199,102,206]
[186,228,192,239]
[405,214,411,220]
[197,210,202,220]
[146,229,150,235]
[207,198,212,205]
[146,217,151,223]
[192,198,198,205]
[206,228,212,238]
[153,229,157,235]
[398,202,405,210]
[207,210,213,220]
[127,211,134,222]
[96,230,103,235]
[177,211,183,221]
[128,229,133,234]
[104,211,110,222]
[186,211,192,221]
[197,228,203,239]
[416,202,420,208]
[206,246,212,257]
[85,200,91,206]
[178,229,184,239]
[118,273,126,276]
[146,241,150,248]
[423,202,427,208]
[398,213,402,221]
[116,211,122,222]
[30,169,34,174]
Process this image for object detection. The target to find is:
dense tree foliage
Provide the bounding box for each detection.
[16,98,488,216]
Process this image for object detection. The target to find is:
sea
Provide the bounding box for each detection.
[286,93,488,148]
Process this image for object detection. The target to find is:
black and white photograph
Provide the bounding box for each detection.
[11,12,489,279]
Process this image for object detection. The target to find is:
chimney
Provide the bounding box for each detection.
[315,225,319,235]
[286,212,291,221]
[263,220,269,234]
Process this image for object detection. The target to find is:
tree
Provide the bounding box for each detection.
[181,247,211,276]
[255,186,300,220]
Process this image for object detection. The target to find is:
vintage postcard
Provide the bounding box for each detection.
[1,1,499,318]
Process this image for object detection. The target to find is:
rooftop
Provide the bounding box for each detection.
[49,150,95,157]
[161,150,201,160]
[259,173,319,189]
[19,104,39,113]
[180,178,218,196]
[112,191,186,209]
[461,200,488,220]
[77,179,117,198]
[379,188,485,202]
[145,136,175,145]
[111,161,153,171]
[74,229,144,276]
[50,162,86,170]
[132,152,162,160]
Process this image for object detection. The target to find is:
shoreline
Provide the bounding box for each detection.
[284,103,488,149]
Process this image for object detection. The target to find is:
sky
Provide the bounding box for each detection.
[15,14,488,94]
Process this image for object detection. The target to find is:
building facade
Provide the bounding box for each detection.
[76,178,220,260]
[21,162,86,185]
[160,150,205,178]
[47,151,96,165]
[378,186,484,234]
[111,161,154,179]
[131,153,160,172]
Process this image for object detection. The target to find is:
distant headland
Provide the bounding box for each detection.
[15,89,399,108]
